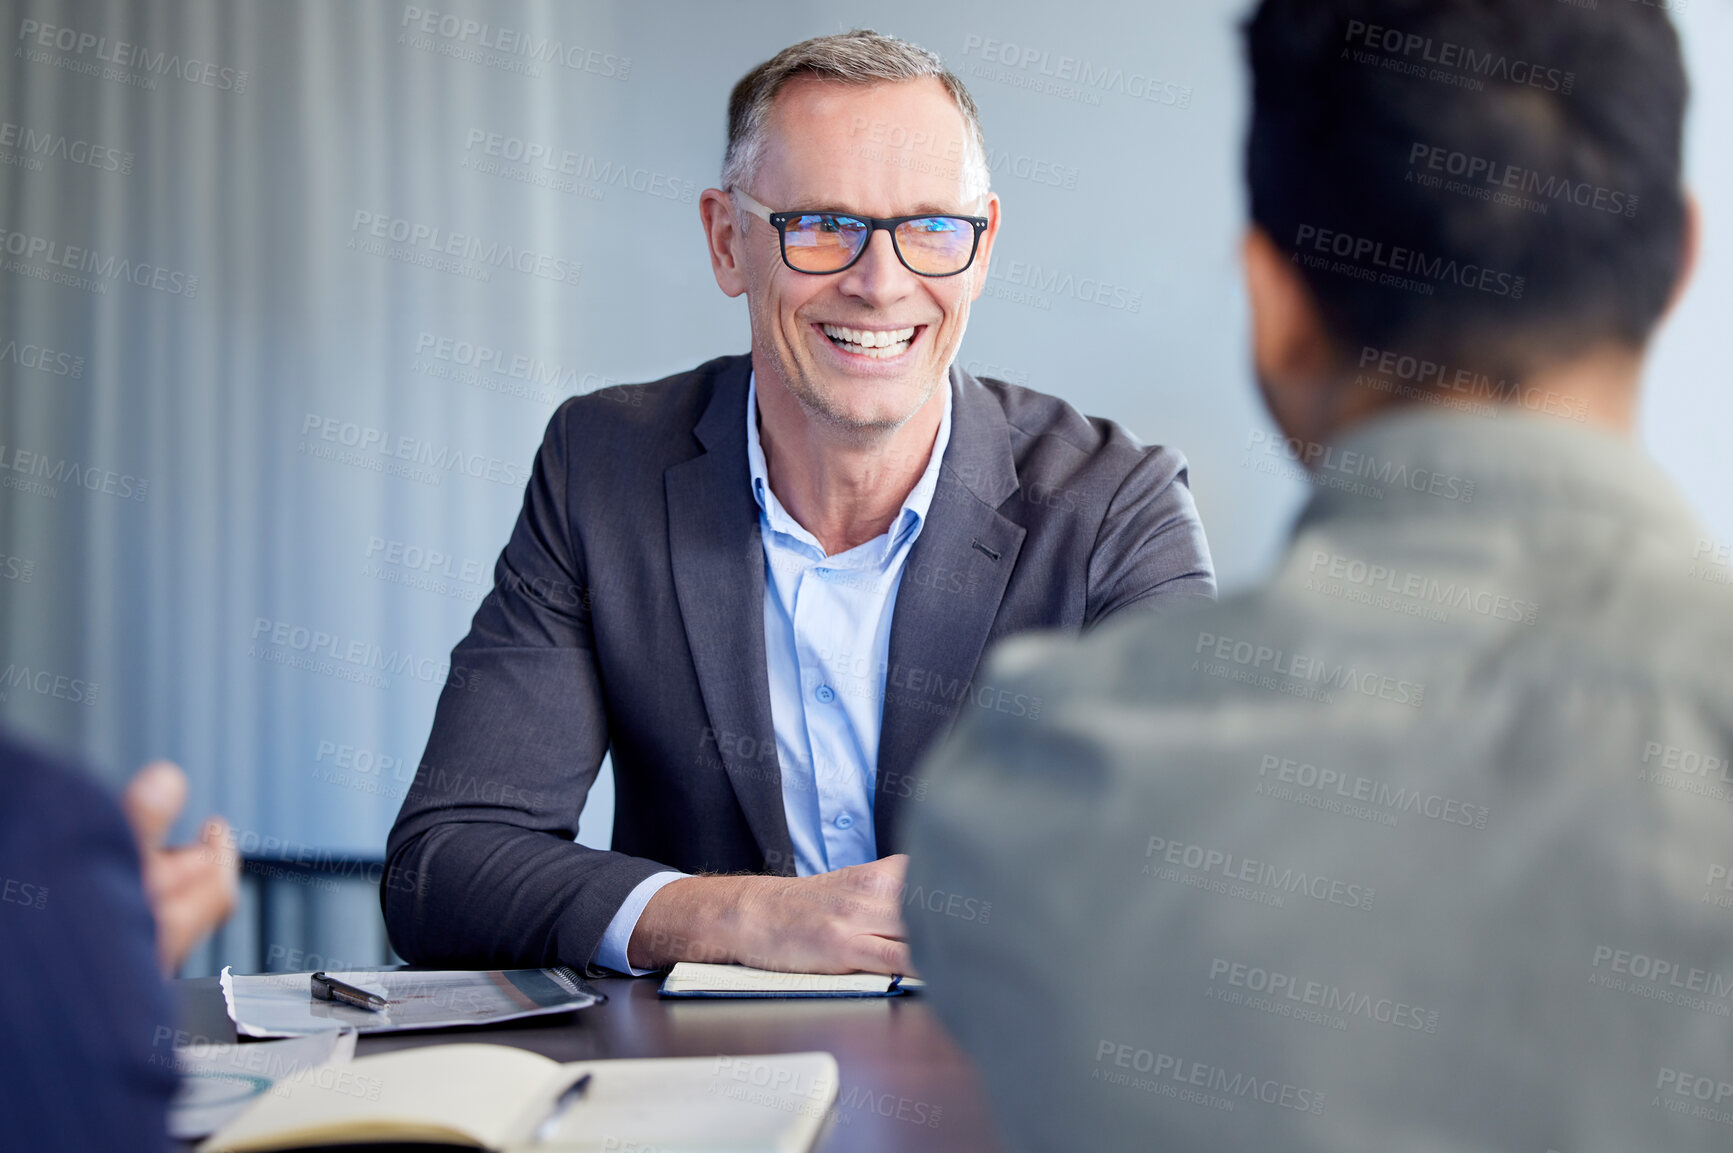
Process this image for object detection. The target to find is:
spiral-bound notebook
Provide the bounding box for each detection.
[221,966,603,1037]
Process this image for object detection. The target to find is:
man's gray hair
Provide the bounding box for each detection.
[722,29,990,200]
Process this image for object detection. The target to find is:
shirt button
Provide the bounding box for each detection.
[815,684,836,704]
[835,813,855,830]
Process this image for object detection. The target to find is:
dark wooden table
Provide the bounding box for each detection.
[174,974,1005,1152]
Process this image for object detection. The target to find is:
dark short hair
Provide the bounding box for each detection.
[1244,0,1688,381]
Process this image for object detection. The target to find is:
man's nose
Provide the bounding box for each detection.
[835,227,915,306]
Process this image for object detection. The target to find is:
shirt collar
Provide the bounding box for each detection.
[746,370,954,561]
[1293,404,1701,544]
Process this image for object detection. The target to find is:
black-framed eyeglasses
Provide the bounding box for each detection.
[732,188,989,277]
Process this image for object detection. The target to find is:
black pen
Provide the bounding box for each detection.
[310,971,388,1012]
[534,1073,593,1143]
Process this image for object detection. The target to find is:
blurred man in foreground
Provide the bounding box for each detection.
[907,2,1724,1150]
[0,734,237,1149]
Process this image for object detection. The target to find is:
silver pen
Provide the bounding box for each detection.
[310,971,388,1012]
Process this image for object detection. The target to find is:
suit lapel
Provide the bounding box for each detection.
[875,367,1026,852]
[665,359,795,872]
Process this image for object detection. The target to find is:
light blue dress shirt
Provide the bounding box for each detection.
[592,372,953,974]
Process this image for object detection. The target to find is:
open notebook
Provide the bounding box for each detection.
[198,1044,838,1152]
[659,962,925,998]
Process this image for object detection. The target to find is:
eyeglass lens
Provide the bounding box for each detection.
[781,214,975,275]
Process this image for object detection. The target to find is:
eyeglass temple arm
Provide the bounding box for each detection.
[729,188,776,223]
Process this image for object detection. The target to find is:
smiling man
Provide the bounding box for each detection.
[384,30,1213,977]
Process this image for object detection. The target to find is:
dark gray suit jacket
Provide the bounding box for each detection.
[383,354,1213,968]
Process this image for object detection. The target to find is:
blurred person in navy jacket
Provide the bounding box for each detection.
[0,732,237,1149]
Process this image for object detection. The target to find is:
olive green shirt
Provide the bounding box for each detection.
[907,406,1733,1153]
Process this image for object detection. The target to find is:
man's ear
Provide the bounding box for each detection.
[1660,191,1701,324]
[965,192,1002,304]
[1243,226,1340,444]
[700,188,749,298]
[1243,226,1335,390]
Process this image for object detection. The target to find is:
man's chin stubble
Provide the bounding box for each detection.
[790,373,939,443]
[754,322,941,444]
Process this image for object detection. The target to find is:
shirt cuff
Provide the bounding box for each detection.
[592,870,688,976]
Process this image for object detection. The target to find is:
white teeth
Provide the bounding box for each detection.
[821,323,917,354]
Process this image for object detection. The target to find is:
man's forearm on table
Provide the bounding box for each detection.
[626,874,755,970]
[593,870,688,974]
[384,822,670,966]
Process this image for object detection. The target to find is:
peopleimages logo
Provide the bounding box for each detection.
[349,211,580,286]
[414,331,634,403]
[399,7,629,79]
[1406,142,1637,218]
[0,121,133,174]
[1306,550,1538,625]
[1145,834,1377,911]
[250,616,478,692]
[1244,429,1476,505]
[1207,957,1440,1034]
[1093,1040,1326,1115]
[1342,19,1574,94]
[1655,1067,1733,1125]
[299,413,529,489]
[0,336,84,379]
[986,258,1143,313]
[0,443,148,501]
[982,146,1080,191]
[1590,944,1733,1015]
[0,664,98,707]
[461,130,696,203]
[0,227,198,297]
[16,19,249,91]
[960,35,1192,108]
[1356,346,1589,422]
[1257,754,1490,829]
[1195,629,1426,708]
[1293,224,1524,299]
